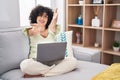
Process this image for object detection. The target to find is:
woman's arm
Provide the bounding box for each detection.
[27,24,40,36]
[49,8,58,33]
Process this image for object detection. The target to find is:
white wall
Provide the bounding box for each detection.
[0,0,20,28]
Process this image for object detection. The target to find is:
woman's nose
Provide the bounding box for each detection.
[41,16,44,20]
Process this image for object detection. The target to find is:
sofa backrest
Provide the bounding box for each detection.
[0,27,29,75]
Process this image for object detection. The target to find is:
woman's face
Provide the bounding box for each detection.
[36,12,48,27]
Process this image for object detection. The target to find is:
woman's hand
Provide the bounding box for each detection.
[52,8,58,22]
[49,8,58,33]
[28,23,41,35]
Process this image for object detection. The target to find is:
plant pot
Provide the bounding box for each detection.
[113,46,120,52]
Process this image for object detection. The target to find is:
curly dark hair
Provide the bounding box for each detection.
[29,5,53,29]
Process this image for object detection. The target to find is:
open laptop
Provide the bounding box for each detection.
[37,42,67,63]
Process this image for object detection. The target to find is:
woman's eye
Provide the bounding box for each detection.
[45,16,48,18]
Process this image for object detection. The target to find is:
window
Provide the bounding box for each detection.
[19,0,51,27]
[19,0,35,26]
[36,0,51,7]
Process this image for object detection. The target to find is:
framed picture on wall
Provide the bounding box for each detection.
[92,0,103,4]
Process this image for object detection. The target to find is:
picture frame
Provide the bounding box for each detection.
[92,0,103,4]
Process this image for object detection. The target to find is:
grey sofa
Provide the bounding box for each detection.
[0,27,108,80]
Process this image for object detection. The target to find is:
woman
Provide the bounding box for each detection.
[20,5,78,77]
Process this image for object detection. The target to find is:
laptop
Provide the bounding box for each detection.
[37,42,67,63]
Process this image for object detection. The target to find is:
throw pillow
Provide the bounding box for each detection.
[92,63,120,80]
[55,32,68,57]
[55,31,74,58]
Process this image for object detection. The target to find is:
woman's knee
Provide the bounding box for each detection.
[65,57,78,66]
[20,59,33,72]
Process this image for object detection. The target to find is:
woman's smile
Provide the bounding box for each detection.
[38,20,45,24]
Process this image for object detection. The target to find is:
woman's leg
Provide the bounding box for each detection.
[44,57,78,76]
[20,58,55,75]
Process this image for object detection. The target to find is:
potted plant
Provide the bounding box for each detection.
[113,41,120,52]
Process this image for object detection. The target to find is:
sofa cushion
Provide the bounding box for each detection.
[0,27,29,75]
[1,61,108,80]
